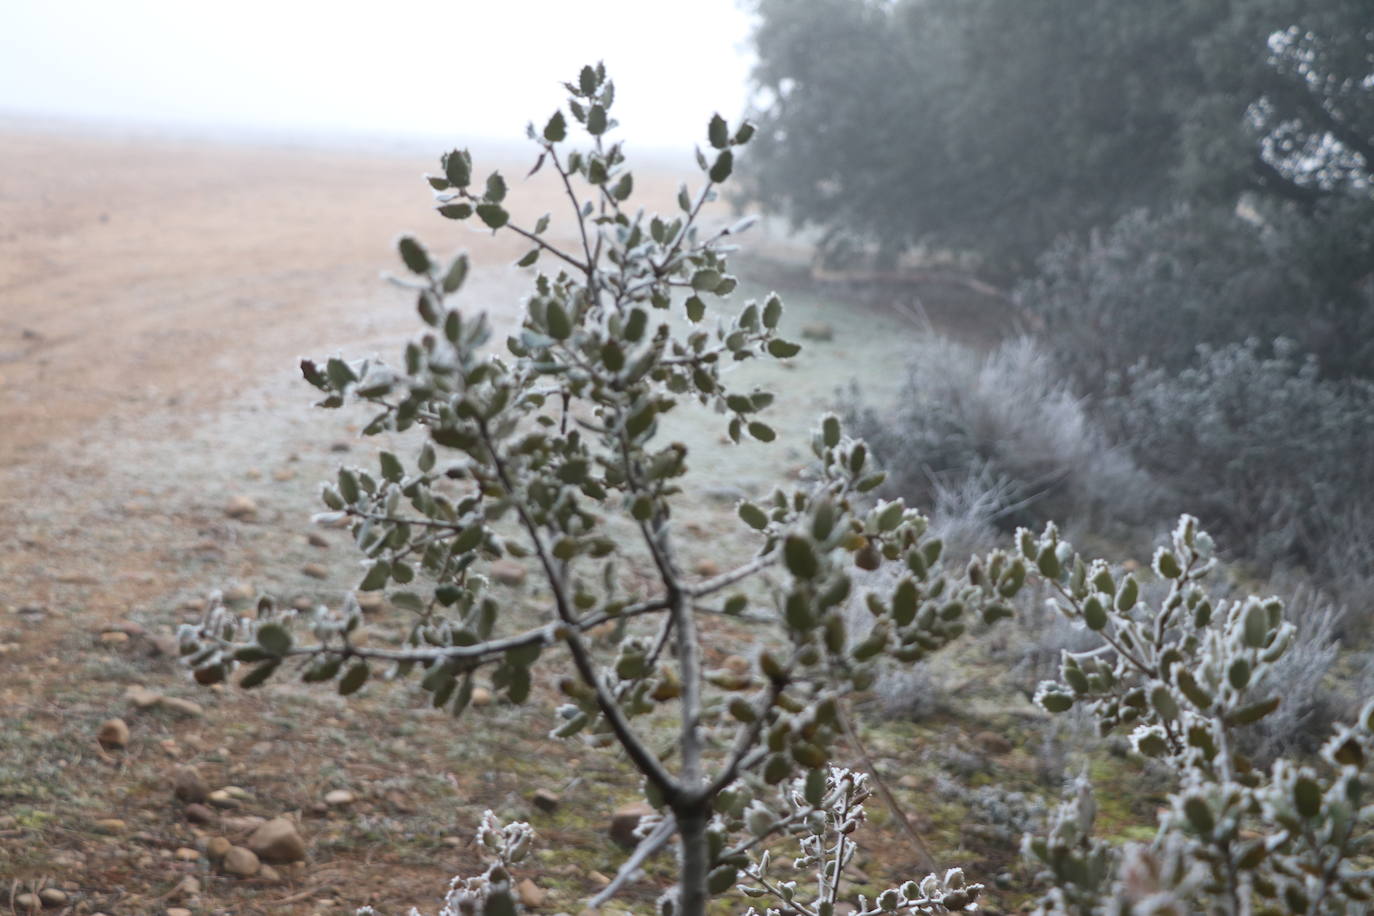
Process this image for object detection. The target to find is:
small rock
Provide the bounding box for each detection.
[291,595,315,612]
[207,835,232,860]
[222,582,254,603]
[259,864,282,883]
[800,321,835,342]
[301,563,329,580]
[589,871,611,888]
[125,686,163,710]
[973,730,1014,756]
[272,468,296,482]
[99,631,130,646]
[246,816,307,864]
[307,532,330,548]
[356,593,385,613]
[174,846,200,861]
[92,818,126,834]
[184,803,217,825]
[219,815,266,835]
[167,909,192,916]
[693,559,720,577]
[170,875,200,900]
[224,495,258,521]
[97,717,130,750]
[173,766,209,803]
[489,559,527,587]
[609,803,655,848]
[324,789,355,807]
[207,789,240,809]
[722,655,750,676]
[14,893,39,911]
[516,879,547,908]
[39,888,68,907]
[245,468,262,480]
[329,441,351,452]
[442,835,462,847]
[470,686,493,707]
[158,697,204,718]
[531,788,561,813]
[222,845,261,877]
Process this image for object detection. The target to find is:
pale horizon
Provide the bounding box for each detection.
[0,0,757,152]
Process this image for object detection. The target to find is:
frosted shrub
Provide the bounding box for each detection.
[176,66,1372,916]
[1021,516,1374,912]
[845,336,1152,549]
[1104,338,1374,592]
[1020,204,1374,396]
[177,65,1025,916]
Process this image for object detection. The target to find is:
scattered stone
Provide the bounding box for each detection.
[99,631,130,646]
[609,803,655,848]
[589,871,611,889]
[307,532,330,548]
[170,875,200,900]
[207,789,240,809]
[693,559,721,577]
[973,730,1014,756]
[224,495,258,521]
[356,593,385,613]
[219,815,266,835]
[97,718,130,750]
[222,845,261,877]
[125,686,162,710]
[174,846,200,861]
[173,766,209,803]
[301,563,329,580]
[207,835,232,860]
[38,889,68,908]
[330,441,351,452]
[14,893,39,911]
[222,582,254,603]
[800,321,835,342]
[516,879,547,908]
[489,559,527,587]
[158,697,204,718]
[246,817,307,864]
[531,789,561,813]
[245,468,262,480]
[259,864,282,883]
[324,789,355,807]
[722,655,750,676]
[92,818,126,834]
[184,804,217,825]
[442,835,462,847]
[146,635,179,658]
[272,468,296,482]
[167,909,192,916]
[470,686,493,707]
[292,595,315,612]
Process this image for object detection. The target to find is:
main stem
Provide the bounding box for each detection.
[676,803,710,916]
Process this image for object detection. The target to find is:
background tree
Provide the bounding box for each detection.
[744,0,1373,274]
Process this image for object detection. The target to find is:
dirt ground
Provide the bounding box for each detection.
[0,123,1039,915]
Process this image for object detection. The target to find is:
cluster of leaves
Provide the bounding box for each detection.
[178,65,1028,916]
[1020,516,1374,913]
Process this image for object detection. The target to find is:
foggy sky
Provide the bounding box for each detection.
[0,1,755,149]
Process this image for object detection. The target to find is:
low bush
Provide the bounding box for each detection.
[1020,204,1374,396]
[844,336,1153,549]
[1103,338,1374,595]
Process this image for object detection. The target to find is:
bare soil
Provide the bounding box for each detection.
[0,124,1057,915]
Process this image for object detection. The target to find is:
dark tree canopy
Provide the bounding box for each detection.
[744,0,1373,272]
